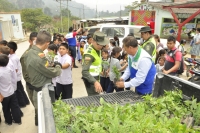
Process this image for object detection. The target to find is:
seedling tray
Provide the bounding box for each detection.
[63,91,142,107]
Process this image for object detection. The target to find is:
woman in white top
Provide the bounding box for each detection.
[56,43,73,99]
[190,28,200,59]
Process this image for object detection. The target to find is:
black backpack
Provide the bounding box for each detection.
[171,49,184,74]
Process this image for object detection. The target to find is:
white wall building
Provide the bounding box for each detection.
[129,2,200,39]
[0,12,24,41]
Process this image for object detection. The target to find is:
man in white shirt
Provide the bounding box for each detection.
[8,42,30,107]
[116,36,156,95]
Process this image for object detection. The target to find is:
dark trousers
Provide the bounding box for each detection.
[82,78,99,96]
[69,46,77,66]
[100,77,110,92]
[106,81,124,93]
[2,93,21,124]
[54,86,59,100]
[56,83,73,99]
[121,72,130,90]
[16,81,30,107]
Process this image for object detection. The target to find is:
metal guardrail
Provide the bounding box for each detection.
[38,83,56,133]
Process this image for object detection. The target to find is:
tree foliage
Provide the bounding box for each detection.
[44,7,52,16]
[125,1,144,11]
[61,8,72,18]
[98,8,129,18]
[21,8,52,31]
[0,0,16,12]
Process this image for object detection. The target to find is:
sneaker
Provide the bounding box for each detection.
[5,122,12,125]
[12,120,22,125]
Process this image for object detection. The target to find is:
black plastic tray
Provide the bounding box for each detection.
[63,91,142,107]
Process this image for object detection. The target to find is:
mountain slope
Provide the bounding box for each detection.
[8,0,96,18]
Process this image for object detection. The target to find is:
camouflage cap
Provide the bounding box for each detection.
[93,31,109,46]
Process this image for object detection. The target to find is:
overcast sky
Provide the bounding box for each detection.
[73,0,135,12]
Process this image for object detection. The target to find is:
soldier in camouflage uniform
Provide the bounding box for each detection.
[82,31,109,96]
[24,31,61,126]
[20,32,38,104]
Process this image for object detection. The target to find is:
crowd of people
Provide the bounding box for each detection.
[0,25,199,127]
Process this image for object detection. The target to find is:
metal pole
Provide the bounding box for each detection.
[67,0,69,31]
[60,0,63,33]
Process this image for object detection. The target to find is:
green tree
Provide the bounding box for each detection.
[61,8,72,18]
[0,0,16,12]
[21,8,52,31]
[44,7,52,16]
[125,1,144,11]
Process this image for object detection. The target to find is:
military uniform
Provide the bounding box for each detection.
[20,46,34,104]
[139,26,156,63]
[82,31,109,96]
[24,45,61,125]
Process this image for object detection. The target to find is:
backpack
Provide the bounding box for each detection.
[171,49,184,74]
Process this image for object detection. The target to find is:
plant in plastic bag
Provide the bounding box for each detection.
[112,66,120,83]
[46,51,56,66]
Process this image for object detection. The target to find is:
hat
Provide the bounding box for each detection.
[93,31,109,46]
[80,39,86,42]
[138,26,152,33]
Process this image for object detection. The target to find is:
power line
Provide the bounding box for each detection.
[56,2,93,10]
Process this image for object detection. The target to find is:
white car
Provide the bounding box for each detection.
[160,38,180,49]
[99,25,144,47]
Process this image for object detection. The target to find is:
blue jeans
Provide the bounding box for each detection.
[69,46,76,62]
[100,77,110,92]
[106,81,124,93]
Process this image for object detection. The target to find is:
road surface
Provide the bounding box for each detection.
[0,41,87,133]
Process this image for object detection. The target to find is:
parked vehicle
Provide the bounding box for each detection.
[38,74,200,133]
[185,57,200,84]
[160,38,180,49]
[85,26,101,36]
[99,25,144,47]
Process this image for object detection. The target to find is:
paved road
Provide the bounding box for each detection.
[0,41,87,133]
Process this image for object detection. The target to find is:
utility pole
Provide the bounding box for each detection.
[83,4,85,19]
[79,8,81,19]
[60,0,63,33]
[96,4,97,18]
[120,5,121,18]
[56,0,71,32]
[67,0,69,31]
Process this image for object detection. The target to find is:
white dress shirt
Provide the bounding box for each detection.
[9,53,22,81]
[6,60,17,91]
[121,55,152,88]
[0,67,15,97]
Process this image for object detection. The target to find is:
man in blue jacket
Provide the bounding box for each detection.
[65,26,82,68]
[116,36,156,95]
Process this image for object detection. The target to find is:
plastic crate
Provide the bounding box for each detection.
[63,91,142,107]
